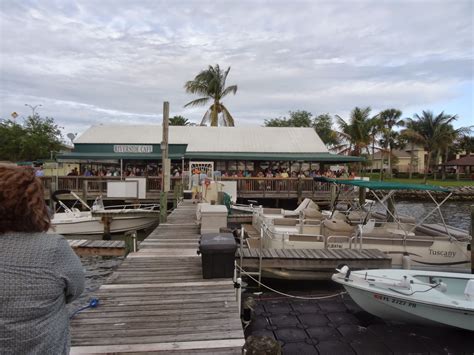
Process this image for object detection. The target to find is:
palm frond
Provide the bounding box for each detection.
[221,85,238,97]
[220,105,235,127]
[200,109,211,126]
[184,97,210,108]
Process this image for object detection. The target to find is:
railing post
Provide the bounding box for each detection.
[82,180,88,203]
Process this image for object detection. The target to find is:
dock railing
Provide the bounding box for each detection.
[40,176,343,202]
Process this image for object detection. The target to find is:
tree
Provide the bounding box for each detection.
[403,110,457,182]
[0,115,63,161]
[169,115,192,126]
[335,107,374,156]
[457,134,474,155]
[378,109,404,179]
[313,114,339,148]
[184,64,238,126]
[264,110,313,127]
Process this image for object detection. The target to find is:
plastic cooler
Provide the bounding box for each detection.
[198,233,237,279]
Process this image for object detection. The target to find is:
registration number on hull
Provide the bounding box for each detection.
[374,293,417,308]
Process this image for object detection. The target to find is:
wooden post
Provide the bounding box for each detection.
[330,184,337,209]
[471,205,474,274]
[124,230,138,254]
[82,180,88,207]
[387,198,395,222]
[160,102,170,221]
[160,192,167,223]
[102,216,111,240]
[173,183,178,209]
[49,180,57,211]
[359,187,366,207]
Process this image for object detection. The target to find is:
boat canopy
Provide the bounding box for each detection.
[314,176,450,192]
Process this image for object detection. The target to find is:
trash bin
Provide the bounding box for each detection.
[198,233,237,279]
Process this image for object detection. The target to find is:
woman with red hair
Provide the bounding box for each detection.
[0,165,85,354]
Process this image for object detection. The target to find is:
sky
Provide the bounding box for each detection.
[0,0,472,140]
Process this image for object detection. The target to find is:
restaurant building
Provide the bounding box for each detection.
[58,124,362,176]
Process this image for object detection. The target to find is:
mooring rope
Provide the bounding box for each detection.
[235,265,347,300]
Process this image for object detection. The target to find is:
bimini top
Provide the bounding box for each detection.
[314,176,450,192]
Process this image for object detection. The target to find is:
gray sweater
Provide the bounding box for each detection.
[0,232,85,354]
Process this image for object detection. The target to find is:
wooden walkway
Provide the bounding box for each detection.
[68,239,127,257]
[238,248,391,279]
[70,200,245,354]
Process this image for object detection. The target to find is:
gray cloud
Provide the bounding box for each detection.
[0,0,472,134]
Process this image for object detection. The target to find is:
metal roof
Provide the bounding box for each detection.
[75,125,329,154]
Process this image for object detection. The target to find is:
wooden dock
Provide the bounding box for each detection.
[238,247,391,280]
[68,239,127,257]
[70,200,245,354]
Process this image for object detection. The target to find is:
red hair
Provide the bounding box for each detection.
[0,165,50,233]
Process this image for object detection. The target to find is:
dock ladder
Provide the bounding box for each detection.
[237,225,263,287]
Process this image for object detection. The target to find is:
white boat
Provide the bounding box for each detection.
[48,192,159,236]
[246,178,471,278]
[332,267,474,331]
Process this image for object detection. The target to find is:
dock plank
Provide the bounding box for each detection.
[70,200,245,353]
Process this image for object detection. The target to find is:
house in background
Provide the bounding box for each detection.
[369,146,427,174]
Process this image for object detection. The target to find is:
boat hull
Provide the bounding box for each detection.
[332,270,474,331]
[49,215,157,236]
[346,284,474,330]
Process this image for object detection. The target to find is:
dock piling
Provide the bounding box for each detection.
[471,204,473,274]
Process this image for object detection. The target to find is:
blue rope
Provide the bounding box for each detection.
[70,298,99,319]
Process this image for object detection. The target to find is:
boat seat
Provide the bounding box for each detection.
[303,208,323,219]
[263,208,283,214]
[273,218,298,226]
[465,280,474,301]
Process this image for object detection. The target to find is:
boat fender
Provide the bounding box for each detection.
[402,253,411,270]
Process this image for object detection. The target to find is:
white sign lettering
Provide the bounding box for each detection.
[113,145,153,153]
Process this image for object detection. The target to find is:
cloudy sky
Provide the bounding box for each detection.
[0,0,472,138]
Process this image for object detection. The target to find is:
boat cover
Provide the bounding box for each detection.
[314,177,450,192]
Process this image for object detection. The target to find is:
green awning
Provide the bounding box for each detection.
[314,176,450,192]
[184,152,364,162]
[57,143,188,161]
[57,152,185,160]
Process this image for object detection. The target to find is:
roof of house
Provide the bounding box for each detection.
[443,155,474,166]
[75,124,329,153]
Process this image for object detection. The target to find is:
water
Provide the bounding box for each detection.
[72,200,472,314]
[393,200,471,231]
[68,256,124,315]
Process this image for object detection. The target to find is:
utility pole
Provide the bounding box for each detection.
[160,102,170,223]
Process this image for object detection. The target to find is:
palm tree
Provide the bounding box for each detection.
[335,107,377,175]
[335,107,374,156]
[378,109,404,179]
[184,65,238,126]
[169,115,192,126]
[368,115,382,175]
[403,111,458,182]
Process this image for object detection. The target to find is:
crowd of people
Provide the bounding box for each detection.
[62,164,357,180]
